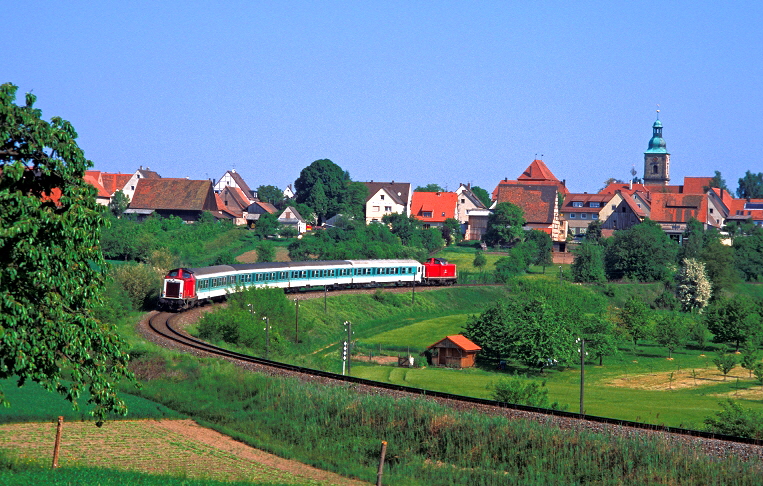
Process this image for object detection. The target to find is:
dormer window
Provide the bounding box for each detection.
[589,202,600,208]
[572,201,583,208]
[423,211,433,218]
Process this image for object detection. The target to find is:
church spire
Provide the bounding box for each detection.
[643,112,670,185]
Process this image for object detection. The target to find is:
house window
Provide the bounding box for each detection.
[131,186,135,190]
[580,213,588,219]
[380,195,385,200]
[461,198,465,204]
[441,212,446,217]
[572,201,583,208]
[589,202,600,208]
[423,211,433,218]
[611,204,617,210]
[591,214,598,220]
[622,207,627,212]
[384,206,392,211]
[709,208,714,214]
[569,213,577,219]
[373,206,380,212]
[423,224,430,229]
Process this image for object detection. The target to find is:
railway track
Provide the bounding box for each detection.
[145,310,763,460]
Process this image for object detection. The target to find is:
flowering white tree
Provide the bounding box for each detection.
[676,258,712,313]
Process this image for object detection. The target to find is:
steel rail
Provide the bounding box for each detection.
[147,311,763,448]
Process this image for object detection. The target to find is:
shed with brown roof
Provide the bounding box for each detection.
[426,335,481,368]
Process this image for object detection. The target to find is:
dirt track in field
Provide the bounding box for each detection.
[0,419,366,484]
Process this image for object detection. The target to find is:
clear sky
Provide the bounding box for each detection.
[6,1,762,195]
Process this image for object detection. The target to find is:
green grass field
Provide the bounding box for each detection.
[0,378,183,424]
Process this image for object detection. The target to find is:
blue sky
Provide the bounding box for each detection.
[6,1,762,194]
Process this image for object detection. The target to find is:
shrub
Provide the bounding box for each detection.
[491,375,566,410]
[111,263,162,310]
[704,399,763,439]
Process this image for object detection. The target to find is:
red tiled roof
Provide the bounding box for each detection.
[83,173,110,198]
[561,193,613,213]
[598,182,648,196]
[727,198,763,221]
[619,191,648,218]
[494,184,557,224]
[129,178,216,211]
[251,201,278,214]
[682,177,713,194]
[99,173,132,195]
[220,186,252,211]
[411,191,458,223]
[518,159,558,182]
[427,335,481,352]
[649,193,707,224]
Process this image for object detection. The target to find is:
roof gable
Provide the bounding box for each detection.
[364,181,411,206]
[427,335,481,352]
[518,159,557,181]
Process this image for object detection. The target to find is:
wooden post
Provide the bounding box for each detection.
[52,416,63,468]
[324,285,327,312]
[579,338,585,416]
[376,440,388,486]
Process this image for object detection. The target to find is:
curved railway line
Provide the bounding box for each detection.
[145,310,763,461]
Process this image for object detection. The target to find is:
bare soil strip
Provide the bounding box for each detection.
[0,419,366,485]
[608,362,763,398]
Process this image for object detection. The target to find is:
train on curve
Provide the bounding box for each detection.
[158,258,457,311]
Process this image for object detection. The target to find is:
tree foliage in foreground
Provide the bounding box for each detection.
[0,83,133,423]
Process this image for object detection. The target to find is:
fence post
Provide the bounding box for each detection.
[52,416,64,468]
[376,440,388,486]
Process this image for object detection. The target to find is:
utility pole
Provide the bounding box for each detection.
[294,298,299,343]
[263,316,270,359]
[324,285,328,312]
[559,265,563,284]
[578,337,586,416]
[344,321,353,375]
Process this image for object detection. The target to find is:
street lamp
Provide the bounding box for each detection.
[262,316,270,359]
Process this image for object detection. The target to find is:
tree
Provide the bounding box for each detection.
[0,83,134,423]
[464,297,577,370]
[740,342,761,378]
[338,181,369,222]
[619,297,653,346]
[305,180,329,224]
[256,240,276,262]
[679,218,705,261]
[414,183,444,192]
[571,242,606,283]
[254,212,282,238]
[108,189,129,217]
[473,251,487,272]
[494,242,535,282]
[441,218,462,245]
[654,313,688,358]
[294,159,350,221]
[584,220,603,244]
[600,178,624,191]
[705,295,763,351]
[471,186,492,208]
[675,258,712,313]
[713,352,737,381]
[734,226,763,281]
[581,316,619,366]
[699,237,738,295]
[256,185,284,206]
[383,212,422,246]
[604,219,678,282]
[705,170,728,192]
[483,202,525,247]
[526,229,553,271]
[737,170,763,199]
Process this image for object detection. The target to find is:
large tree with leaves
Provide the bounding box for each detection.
[604,219,678,282]
[0,83,134,423]
[483,202,526,247]
[294,159,350,224]
[737,170,763,199]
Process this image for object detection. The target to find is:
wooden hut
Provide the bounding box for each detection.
[426,335,481,368]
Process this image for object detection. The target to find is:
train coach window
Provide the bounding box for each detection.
[229,276,235,284]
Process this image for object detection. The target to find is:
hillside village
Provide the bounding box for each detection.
[86,118,761,255]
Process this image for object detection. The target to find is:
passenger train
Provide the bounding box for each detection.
[159,258,458,311]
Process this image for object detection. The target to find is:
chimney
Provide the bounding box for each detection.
[629,180,633,190]
[140,165,143,170]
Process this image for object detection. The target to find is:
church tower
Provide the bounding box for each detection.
[643,115,670,185]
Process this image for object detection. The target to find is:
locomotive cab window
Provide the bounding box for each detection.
[169,270,179,277]
[182,270,191,278]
